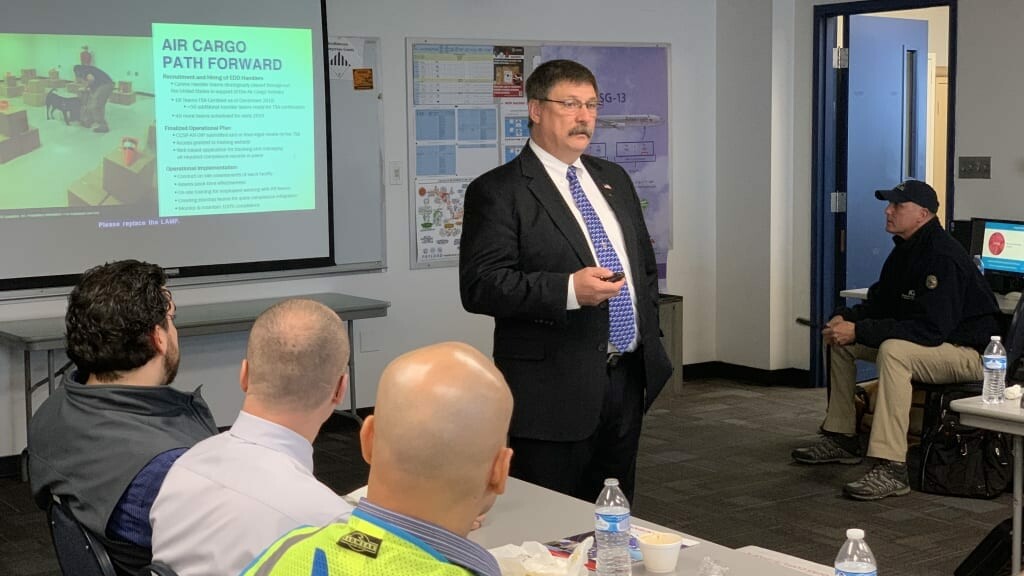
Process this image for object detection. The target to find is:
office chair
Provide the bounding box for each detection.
[47,496,117,576]
[137,562,179,576]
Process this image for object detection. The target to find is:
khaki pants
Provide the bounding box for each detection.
[822,339,981,462]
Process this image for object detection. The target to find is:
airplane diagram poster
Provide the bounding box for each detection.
[539,45,671,277]
[408,40,670,273]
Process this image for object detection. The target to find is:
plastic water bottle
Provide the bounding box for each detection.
[834,528,877,576]
[595,478,631,576]
[983,335,1007,404]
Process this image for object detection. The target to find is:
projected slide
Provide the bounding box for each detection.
[0,0,332,288]
[0,25,313,216]
[153,24,314,217]
[0,33,155,210]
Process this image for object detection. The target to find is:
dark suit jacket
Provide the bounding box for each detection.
[459,144,672,442]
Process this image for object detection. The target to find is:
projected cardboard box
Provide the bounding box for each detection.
[0,105,40,164]
[23,79,46,107]
[68,145,156,206]
[110,91,136,105]
[0,84,24,98]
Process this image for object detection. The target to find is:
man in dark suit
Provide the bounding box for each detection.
[459,59,672,502]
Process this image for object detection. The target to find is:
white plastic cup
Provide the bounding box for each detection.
[638,531,684,573]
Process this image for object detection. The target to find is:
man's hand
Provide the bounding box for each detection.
[822,317,855,347]
[573,267,625,306]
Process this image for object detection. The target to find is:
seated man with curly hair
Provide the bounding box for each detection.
[28,260,218,575]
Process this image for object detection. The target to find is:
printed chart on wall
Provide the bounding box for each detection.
[407,40,672,280]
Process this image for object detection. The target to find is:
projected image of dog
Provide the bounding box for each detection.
[45,89,81,125]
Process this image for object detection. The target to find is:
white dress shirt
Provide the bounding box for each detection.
[150,411,352,576]
[529,139,639,351]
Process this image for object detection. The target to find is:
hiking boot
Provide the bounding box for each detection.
[791,435,862,464]
[843,460,910,501]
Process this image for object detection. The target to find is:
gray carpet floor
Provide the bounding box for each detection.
[0,378,1012,575]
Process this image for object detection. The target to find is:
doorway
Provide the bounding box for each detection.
[810,0,956,387]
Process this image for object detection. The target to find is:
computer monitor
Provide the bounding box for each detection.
[970,217,1024,294]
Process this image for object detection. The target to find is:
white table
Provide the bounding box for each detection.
[950,396,1024,575]
[0,292,390,453]
[472,478,827,575]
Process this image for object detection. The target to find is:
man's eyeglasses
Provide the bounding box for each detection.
[538,98,601,113]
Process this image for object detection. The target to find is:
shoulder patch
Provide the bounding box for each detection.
[337,530,382,559]
[925,275,938,289]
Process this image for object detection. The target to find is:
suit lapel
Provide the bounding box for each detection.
[519,146,596,267]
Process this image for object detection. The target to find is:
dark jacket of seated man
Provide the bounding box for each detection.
[29,371,217,575]
[835,217,1000,352]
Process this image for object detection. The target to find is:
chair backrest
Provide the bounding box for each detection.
[48,497,117,576]
[1003,295,1024,375]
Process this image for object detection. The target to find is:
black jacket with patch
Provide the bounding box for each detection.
[835,217,1001,352]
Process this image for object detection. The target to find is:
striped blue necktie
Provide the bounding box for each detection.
[567,165,636,351]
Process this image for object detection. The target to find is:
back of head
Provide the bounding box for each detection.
[65,260,170,381]
[245,298,349,412]
[370,341,512,504]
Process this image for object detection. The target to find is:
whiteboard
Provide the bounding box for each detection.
[328,36,386,271]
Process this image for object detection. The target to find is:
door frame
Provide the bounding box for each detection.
[810,0,958,387]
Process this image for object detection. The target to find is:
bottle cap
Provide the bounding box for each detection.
[846,528,864,540]
[993,336,1002,341]
[604,478,619,486]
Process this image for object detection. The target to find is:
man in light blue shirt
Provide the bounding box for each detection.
[243,341,513,576]
[150,298,354,575]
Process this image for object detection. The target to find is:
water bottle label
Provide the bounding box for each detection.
[595,512,630,533]
[835,570,876,576]
[984,355,1007,370]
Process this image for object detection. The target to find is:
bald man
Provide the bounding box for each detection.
[244,342,513,576]
[150,299,354,576]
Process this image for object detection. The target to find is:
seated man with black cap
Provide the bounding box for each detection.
[792,180,1001,500]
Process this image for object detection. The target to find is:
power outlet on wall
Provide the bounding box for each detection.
[389,160,403,185]
[958,156,991,179]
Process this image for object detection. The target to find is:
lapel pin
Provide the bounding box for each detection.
[602,184,613,190]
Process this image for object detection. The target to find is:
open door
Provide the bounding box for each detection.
[846,15,928,292]
[811,2,953,388]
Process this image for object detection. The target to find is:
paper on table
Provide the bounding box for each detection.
[490,540,590,576]
[545,525,698,570]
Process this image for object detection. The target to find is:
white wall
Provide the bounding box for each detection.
[953,0,1024,221]
[715,0,773,369]
[0,0,718,457]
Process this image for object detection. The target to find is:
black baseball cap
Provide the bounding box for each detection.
[874,180,939,213]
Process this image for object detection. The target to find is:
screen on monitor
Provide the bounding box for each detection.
[0,0,332,290]
[970,218,1024,290]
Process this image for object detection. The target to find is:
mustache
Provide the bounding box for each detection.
[569,124,593,137]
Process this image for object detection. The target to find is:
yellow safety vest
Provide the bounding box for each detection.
[241,512,475,576]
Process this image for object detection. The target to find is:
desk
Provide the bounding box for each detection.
[950,396,1024,575]
[0,292,390,449]
[472,478,825,575]
[840,287,1019,314]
